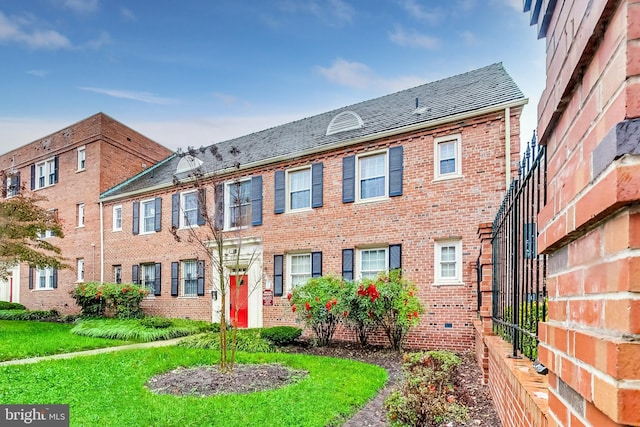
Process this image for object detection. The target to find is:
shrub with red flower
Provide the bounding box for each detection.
[70,282,149,319]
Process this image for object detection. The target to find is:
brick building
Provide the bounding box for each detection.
[0,113,172,311]
[97,63,526,350]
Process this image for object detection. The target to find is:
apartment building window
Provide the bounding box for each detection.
[182,191,199,227]
[113,205,122,231]
[77,258,85,282]
[132,198,161,235]
[4,172,20,197]
[434,134,462,180]
[77,146,86,171]
[359,248,388,279]
[37,267,55,289]
[77,203,85,227]
[434,239,462,284]
[227,180,251,229]
[289,168,311,210]
[342,245,401,281]
[359,153,386,200]
[342,147,403,203]
[274,163,323,214]
[113,265,122,284]
[139,263,157,294]
[32,157,58,190]
[38,229,54,239]
[288,254,311,288]
[182,260,198,296]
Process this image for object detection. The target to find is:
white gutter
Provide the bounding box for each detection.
[99,201,104,283]
[100,98,528,203]
[505,107,511,190]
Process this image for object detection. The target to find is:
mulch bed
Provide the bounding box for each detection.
[146,339,502,427]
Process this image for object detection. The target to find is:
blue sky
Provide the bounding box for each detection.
[0,0,545,154]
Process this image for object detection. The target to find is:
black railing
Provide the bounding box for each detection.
[492,133,547,360]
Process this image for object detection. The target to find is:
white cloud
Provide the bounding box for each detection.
[389,26,439,49]
[398,0,442,24]
[26,69,49,77]
[0,11,71,50]
[78,87,179,105]
[460,30,479,46]
[278,0,354,23]
[83,31,111,49]
[63,0,99,14]
[120,8,136,21]
[457,0,476,12]
[316,58,426,92]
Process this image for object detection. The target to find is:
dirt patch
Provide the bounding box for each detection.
[146,363,308,396]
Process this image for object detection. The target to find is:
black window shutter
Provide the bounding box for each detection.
[274,255,283,296]
[52,269,58,289]
[132,201,140,235]
[274,170,285,214]
[342,249,354,281]
[197,188,206,226]
[342,156,355,203]
[311,251,322,278]
[29,267,34,289]
[132,265,139,284]
[251,175,263,226]
[312,163,323,208]
[214,184,224,230]
[30,164,35,190]
[154,198,162,232]
[171,193,180,228]
[389,146,403,197]
[197,260,205,296]
[171,262,179,296]
[53,156,59,183]
[154,263,162,296]
[389,244,402,272]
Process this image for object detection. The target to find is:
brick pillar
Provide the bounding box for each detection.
[533,1,640,426]
[477,223,493,333]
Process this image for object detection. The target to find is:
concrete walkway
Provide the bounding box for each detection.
[0,337,185,367]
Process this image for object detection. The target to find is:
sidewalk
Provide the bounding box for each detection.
[0,337,185,367]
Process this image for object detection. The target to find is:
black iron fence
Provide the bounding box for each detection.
[491,133,547,360]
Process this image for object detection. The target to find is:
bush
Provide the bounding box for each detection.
[0,301,26,310]
[339,280,378,347]
[70,282,149,319]
[288,276,346,346]
[358,270,423,351]
[140,316,173,329]
[71,318,210,342]
[0,309,60,321]
[260,326,302,346]
[385,351,468,427]
[180,329,276,353]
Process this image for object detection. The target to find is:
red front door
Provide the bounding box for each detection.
[230,274,248,328]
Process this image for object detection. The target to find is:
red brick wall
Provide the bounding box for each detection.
[102,107,522,351]
[0,113,171,314]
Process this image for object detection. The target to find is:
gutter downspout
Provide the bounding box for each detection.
[505,107,511,190]
[99,201,104,283]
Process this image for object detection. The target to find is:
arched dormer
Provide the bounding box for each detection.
[175,155,203,174]
[326,111,364,136]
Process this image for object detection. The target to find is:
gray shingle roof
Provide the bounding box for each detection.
[101,63,524,199]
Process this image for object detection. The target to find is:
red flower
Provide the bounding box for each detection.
[305,301,311,311]
[368,311,374,318]
[357,285,366,296]
[413,311,418,318]
[122,288,127,294]
[408,290,414,297]
[325,301,332,310]
[343,310,349,317]
[315,296,320,303]
[292,305,297,313]
[332,299,337,306]
[287,293,292,301]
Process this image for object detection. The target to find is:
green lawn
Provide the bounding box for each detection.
[0,347,387,427]
[0,320,131,361]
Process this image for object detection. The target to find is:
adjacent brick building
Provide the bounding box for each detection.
[0,113,172,311]
[97,63,526,350]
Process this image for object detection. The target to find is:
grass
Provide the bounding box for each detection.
[71,317,212,341]
[0,346,387,427]
[0,320,131,362]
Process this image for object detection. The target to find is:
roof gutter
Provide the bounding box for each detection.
[100,98,527,203]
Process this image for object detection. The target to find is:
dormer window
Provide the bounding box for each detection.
[326,111,363,135]
[176,155,203,174]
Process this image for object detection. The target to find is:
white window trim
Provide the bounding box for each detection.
[355,149,389,203]
[286,252,312,292]
[224,179,251,230]
[180,190,199,229]
[434,134,462,181]
[112,205,122,232]
[5,174,18,198]
[77,258,85,282]
[77,146,86,171]
[356,246,389,280]
[35,157,56,190]
[434,239,463,285]
[181,260,198,297]
[286,166,312,213]
[77,203,85,227]
[139,198,156,234]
